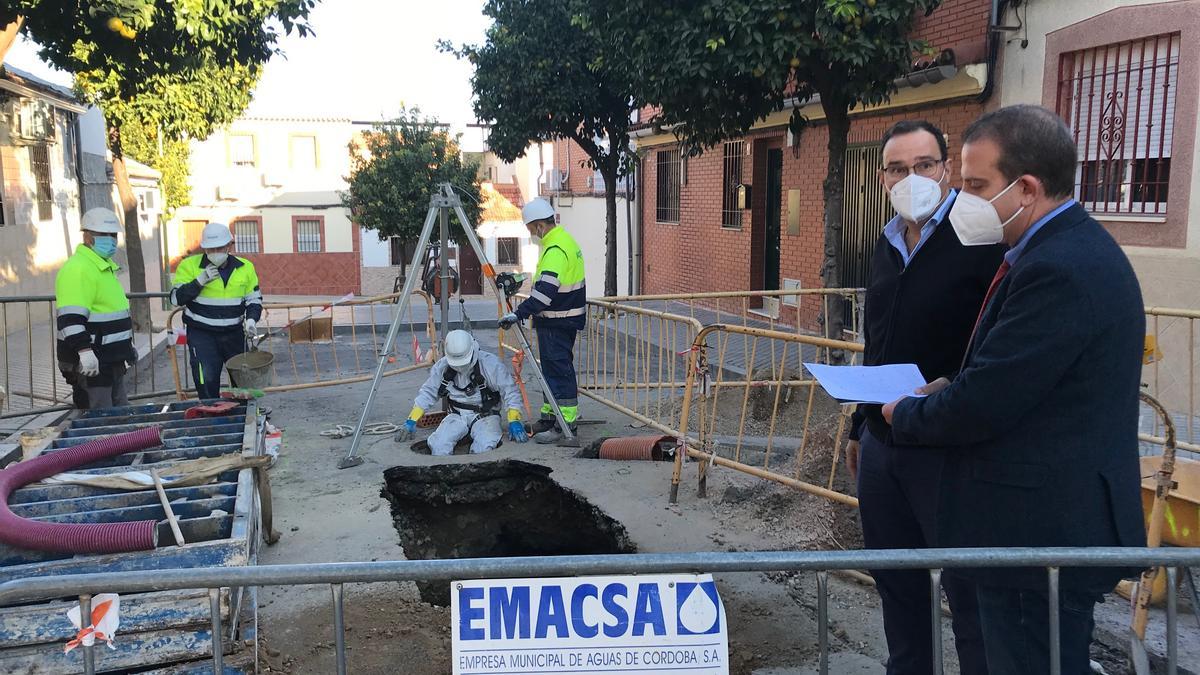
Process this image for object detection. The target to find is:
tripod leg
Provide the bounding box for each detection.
[339,203,441,468]
[444,184,578,446]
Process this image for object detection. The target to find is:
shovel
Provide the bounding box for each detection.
[1130,392,1177,675]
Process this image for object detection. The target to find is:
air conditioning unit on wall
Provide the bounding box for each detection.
[8,98,56,145]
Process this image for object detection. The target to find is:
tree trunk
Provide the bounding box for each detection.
[0,17,24,64]
[819,101,851,359]
[601,162,619,298]
[109,123,153,334]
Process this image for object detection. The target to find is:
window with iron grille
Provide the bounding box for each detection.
[496,237,520,265]
[229,134,257,167]
[296,218,322,253]
[1056,33,1179,215]
[30,144,53,221]
[655,149,680,223]
[233,220,260,254]
[721,141,744,228]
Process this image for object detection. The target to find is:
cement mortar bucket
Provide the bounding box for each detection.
[225,349,274,389]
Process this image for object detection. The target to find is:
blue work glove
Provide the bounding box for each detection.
[395,418,418,443]
[508,421,528,443]
[498,312,519,329]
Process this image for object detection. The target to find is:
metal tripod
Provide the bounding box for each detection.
[337,183,577,469]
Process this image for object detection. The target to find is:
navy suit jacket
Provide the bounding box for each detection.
[891,203,1147,592]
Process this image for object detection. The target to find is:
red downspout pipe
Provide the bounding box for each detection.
[0,427,164,554]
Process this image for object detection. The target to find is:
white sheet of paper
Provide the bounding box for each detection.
[803,363,928,404]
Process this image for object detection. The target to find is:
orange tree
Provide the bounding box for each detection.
[574,0,941,339]
[1,1,315,329]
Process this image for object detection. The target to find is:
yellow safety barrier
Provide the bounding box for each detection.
[168,291,438,399]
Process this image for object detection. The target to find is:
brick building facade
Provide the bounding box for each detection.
[635,0,993,329]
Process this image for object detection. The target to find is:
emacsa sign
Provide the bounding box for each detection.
[452,574,728,674]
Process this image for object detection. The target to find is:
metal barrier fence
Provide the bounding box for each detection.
[1,547,1194,675]
[1144,307,1200,458]
[167,292,438,399]
[500,289,863,444]
[574,298,704,435]
[672,324,865,505]
[0,292,176,421]
[599,288,864,346]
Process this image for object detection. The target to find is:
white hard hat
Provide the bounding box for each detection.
[444,330,477,369]
[201,222,234,249]
[81,208,121,234]
[521,198,556,226]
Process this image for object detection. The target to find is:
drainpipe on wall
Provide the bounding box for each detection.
[633,154,643,294]
[977,0,1010,105]
[625,162,634,295]
[72,113,86,213]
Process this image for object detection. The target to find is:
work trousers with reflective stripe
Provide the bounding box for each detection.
[59,361,128,410]
[534,323,578,422]
[188,328,246,399]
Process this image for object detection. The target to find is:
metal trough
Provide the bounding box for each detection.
[0,400,264,673]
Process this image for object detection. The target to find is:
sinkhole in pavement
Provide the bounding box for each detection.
[382,460,637,605]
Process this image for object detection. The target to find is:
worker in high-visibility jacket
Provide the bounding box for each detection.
[499,198,586,443]
[171,223,263,399]
[55,208,137,410]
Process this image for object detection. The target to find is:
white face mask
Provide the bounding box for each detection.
[888,167,946,223]
[207,252,229,267]
[949,179,1025,246]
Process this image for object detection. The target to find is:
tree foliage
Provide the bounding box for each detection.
[576,0,939,150]
[574,0,941,337]
[117,119,192,216]
[443,0,640,296]
[342,107,482,245]
[6,0,314,328]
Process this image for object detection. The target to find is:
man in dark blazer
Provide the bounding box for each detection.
[883,104,1146,675]
[848,120,1003,675]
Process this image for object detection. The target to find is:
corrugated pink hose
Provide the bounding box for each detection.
[0,426,163,553]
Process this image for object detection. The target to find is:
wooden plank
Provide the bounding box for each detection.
[50,433,243,450]
[59,419,245,440]
[29,496,236,525]
[0,515,235,568]
[0,514,236,568]
[10,480,238,505]
[0,538,246,584]
[0,589,211,648]
[77,401,231,420]
[0,625,233,674]
[155,515,234,547]
[10,484,236,518]
[68,444,247,470]
[68,411,189,428]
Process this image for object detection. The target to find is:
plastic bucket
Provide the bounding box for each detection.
[225,349,275,390]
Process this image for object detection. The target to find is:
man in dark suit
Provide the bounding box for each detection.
[883,104,1147,674]
[847,120,1003,675]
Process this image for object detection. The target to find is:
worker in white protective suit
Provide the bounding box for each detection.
[399,330,528,455]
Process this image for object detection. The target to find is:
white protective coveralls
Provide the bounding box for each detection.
[411,345,524,455]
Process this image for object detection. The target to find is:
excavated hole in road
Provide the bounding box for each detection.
[382,459,637,606]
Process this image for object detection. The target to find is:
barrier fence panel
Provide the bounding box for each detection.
[600,288,864,347]
[1144,307,1200,459]
[0,548,1195,675]
[672,324,865,505]
[168,292,439,399]
[1,293,176,421]
[498,297,705,435]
